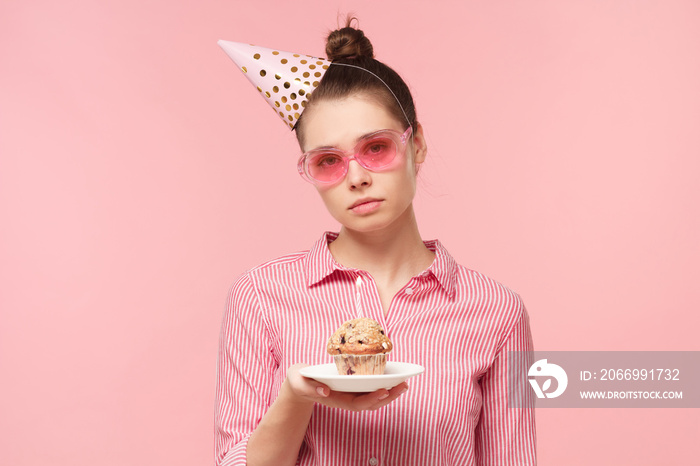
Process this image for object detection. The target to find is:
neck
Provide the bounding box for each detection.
[328,206,434,283]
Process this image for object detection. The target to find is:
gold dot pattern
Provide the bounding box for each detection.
[218,41,331,130]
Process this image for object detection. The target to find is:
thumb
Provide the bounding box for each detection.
[297,379,330,399]
[288,364,330,398]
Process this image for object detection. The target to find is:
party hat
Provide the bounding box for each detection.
[218,40,331,129]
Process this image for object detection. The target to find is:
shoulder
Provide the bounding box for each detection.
[453,262,527,326]
[429,239,520,309]
[451,264,532,352]
[248,249,309,274]
[224,250,310,320]
[228,249,310,294]
[456,264,523,306]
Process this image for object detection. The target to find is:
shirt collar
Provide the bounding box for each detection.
[304,231,345,286]
[305,231,457,299]
[421,238,458,299]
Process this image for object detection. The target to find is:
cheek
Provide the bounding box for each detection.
[395,161,419,191]
[379,172,417,204]
[316,187,344,214]
[398,174,419,204]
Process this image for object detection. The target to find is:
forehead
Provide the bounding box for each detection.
[301,94,405,151]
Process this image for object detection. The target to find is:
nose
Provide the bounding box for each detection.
[345,159,372,189]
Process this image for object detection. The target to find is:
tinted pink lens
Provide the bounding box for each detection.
[358,136,397,168]
[307,152,345,182]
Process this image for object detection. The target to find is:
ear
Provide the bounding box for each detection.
[412,122,428,166]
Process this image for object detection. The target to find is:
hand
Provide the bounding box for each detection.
[283,363,409,412]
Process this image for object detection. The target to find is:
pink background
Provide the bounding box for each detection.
[2,0,699,464]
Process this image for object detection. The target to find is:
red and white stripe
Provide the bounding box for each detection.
[215,231,536,465]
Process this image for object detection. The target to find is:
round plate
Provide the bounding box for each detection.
[299,361,424,393]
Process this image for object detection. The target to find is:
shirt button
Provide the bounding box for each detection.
[369,458,379,466]
[404,287,414,295]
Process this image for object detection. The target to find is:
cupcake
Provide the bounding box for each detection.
[327,318,393,375]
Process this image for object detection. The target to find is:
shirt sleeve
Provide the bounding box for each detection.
[475,299,537,465]
[215,272,276,466]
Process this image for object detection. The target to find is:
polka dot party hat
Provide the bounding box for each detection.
[218,40,330,130]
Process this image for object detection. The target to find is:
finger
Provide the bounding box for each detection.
[313,383,331,398]
[389,382,409,394]
[319,388,385,411]
[319,383,410,411]
[295,377,331,399]
[285,364,331,400]
[346,387,397,411]
[356,382,408,404]
[367,383,409,410]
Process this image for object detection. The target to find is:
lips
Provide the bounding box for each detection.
[349,198,383,209]
[349,198,384,214]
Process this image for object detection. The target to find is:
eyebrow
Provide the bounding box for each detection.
[308,130,386,152]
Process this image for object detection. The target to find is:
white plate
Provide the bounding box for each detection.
[299,361,424,393]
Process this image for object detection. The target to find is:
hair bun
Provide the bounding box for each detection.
[326,22,374,61]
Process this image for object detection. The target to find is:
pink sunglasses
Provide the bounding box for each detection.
[297,127,413,185]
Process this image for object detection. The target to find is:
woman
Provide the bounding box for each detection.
[215,19,536,466]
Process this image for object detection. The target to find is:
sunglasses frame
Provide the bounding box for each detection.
[297,126,413,185]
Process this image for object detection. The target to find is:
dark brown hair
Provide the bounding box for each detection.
[295,17,417,147]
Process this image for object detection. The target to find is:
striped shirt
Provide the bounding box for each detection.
[215,231,536,465]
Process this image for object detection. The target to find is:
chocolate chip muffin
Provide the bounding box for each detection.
[327,318,392,375]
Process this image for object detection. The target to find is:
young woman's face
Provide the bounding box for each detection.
[299,93,426,234]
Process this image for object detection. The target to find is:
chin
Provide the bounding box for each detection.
[336,214,396,234]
